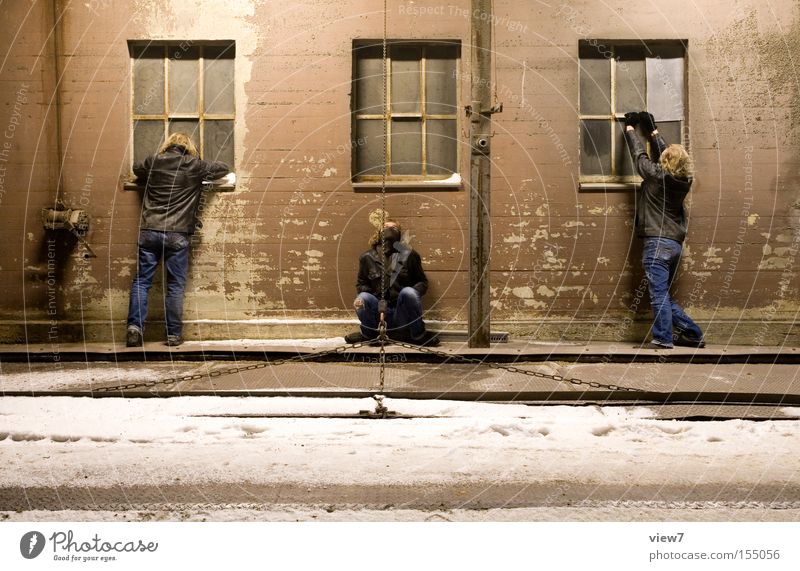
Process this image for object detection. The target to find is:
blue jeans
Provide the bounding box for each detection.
[356,288,425,340]
[127,229,190,337]
[642,237,704,346]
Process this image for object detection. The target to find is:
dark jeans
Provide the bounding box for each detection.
[356,288,425,340]
[642,237,704,346]
[127,229,190,337]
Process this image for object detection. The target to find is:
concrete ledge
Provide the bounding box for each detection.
[1,318,798,347]
[1,339,799,364]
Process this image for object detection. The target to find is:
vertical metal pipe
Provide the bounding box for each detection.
[468,0,492,347]
[50,0,65,204]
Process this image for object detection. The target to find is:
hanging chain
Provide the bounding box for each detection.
[383,340,642,393]
[376,0,389,397]
[92,338,639,395]
[93,341,367,393]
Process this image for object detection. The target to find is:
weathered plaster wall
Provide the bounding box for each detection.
[0,0,797,343]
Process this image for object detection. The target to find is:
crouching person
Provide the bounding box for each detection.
[345,219,439,346]
[126,133,230,347]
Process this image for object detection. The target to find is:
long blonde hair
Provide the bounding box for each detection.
[660,144,693,179]
[159,132,199,157]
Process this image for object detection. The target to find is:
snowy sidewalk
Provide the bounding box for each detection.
[1,396,800,521]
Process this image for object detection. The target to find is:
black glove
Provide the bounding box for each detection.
[623,112,639,128]
[638,111,657,134]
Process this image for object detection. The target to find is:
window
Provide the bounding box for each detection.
[130,41,235,168]
[579,41,686,186]
[352,40,460,185]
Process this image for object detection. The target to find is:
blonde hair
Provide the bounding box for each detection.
[660,144,693,179]
[159,132,199,157]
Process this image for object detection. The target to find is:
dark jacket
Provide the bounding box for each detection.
[624,130,692,243]
[133,146,230,234]
[357,241,429,305]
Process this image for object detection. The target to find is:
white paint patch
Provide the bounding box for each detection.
[759,257,790,270]
[747,213,760,226]
[537,285,556,297]
[511,286,534,299]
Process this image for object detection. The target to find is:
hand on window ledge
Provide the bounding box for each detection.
[123,172,237,192]
[202,172,236,186]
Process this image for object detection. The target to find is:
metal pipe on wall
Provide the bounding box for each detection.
[468,0,493,348]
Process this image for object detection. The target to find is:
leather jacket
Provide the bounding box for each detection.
[624,130,692,243]
[356,241,429,305]
[133,145,229,233]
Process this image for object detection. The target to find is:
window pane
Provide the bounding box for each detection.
[580,120,611,175]
[204,44,235,115]
[355,45,384,115]
[355,119,385,176]
[133,120,164,164]
[646,57,685,121]
[580,57,611,115]
[615,47,646,113]
[168,119,200,151]
[391,119,422,174]
[391,45,421,114]
[168,45,199,114]
[426,45,458,115]
[204,120,234,167]
[132,45,164,115]
[657,121,683,147]
[614,121,636,177]
[426,119,457,175]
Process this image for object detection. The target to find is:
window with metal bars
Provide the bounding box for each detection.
[352,40,461,184]
[579,41,686,186]
[129,41,235,169]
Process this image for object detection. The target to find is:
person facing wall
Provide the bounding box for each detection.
[126,132,230,347]
[623,111,705,349]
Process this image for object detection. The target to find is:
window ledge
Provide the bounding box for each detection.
[123,173,237,192]
[352,173,462,191]
[579,181,640,192]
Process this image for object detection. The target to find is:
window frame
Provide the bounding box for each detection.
[578,40,687,190]
[351,39,462,189]
[128,40,236,172]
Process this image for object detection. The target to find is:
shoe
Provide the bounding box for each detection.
[166,335,183,347]
[126,326,143,348]
[674,334,706,348]
[409,331,440,347]
[344,331,364,344]
[641,341,673,349]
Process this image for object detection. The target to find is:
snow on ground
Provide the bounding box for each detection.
[1,397,799,489]
[4,506,799,522]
